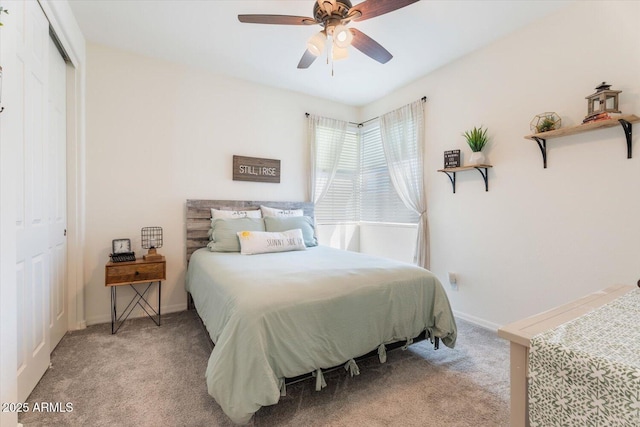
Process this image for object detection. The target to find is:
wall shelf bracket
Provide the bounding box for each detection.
[474,166,490,191]
[441,170,457,193]
[532,136,547,168]
[437,165,492,194]
[619,119,633,159]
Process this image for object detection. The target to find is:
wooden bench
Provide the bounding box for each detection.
[497,284,634,427]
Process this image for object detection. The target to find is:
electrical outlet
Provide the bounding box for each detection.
[448,272,458,291]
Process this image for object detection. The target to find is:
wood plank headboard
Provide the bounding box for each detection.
[185,200,314,261]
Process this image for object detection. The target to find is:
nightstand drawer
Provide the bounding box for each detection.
[105,260,166,286]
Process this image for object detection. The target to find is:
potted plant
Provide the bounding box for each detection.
[463,126,488,165]
[530,112,561,134]
[537,117,556,133]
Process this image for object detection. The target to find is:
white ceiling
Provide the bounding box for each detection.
[68,0,571,106]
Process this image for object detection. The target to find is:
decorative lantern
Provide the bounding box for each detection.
[141,226,163,261]
[585,82,621,120]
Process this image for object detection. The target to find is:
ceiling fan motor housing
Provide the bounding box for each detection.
[314,0,353,32]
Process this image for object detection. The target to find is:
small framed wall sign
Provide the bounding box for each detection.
[444,150,461,168]
[233,155,281,183]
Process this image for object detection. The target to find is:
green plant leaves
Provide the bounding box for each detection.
[463,126,488,152]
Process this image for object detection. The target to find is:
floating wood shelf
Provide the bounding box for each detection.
[524,114,639,168]
[437,164,493,193]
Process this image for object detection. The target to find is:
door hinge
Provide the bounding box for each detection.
[64,229,67,236]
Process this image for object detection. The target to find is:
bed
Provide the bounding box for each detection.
[185,199,457,424]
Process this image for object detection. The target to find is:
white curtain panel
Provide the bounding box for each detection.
[307,114,348,204]
[380,100,429,268]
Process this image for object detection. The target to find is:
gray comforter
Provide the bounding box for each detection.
[186,245,457,424]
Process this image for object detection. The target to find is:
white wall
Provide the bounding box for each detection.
[316,222,360,252]
[362,1,640,329]
[359,223,417,263]
[84,44,358,324]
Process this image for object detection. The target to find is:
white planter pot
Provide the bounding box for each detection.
[468,151,486,165]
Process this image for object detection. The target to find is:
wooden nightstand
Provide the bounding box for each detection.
[105,256,166,334]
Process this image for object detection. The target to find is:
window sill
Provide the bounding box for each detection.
[316,221,418,229]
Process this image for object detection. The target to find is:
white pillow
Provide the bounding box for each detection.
[211,208,262,220]
[237,229,306,255]
[260,205,304,218]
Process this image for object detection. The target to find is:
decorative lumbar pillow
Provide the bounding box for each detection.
[207,218,265,252]
[260,205,304,218]
[264,216,318,247]
[211,208,262,220]
[237,229,306,255]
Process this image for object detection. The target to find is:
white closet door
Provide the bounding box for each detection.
[16,0,52,402]
[48,36,67,351]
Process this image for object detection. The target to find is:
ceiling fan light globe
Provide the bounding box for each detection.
[307,31,327,56]
[333,24,353,48]
[332,44,349,61]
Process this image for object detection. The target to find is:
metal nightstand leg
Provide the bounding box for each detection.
[111,281,162,334]
[111,286,116,334]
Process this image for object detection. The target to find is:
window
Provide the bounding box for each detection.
[315,122,418,224]
[360,122,418,224]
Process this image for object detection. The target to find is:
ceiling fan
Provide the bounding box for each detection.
[238,0,420,69]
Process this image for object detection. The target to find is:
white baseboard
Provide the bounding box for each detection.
[453,309,501,332]
[85,302,187,326]
[75,321,87,330]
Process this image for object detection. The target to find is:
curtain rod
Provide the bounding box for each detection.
[305,96,427,127]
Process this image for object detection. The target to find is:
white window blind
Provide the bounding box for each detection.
[315,125,359,222]
[360,122,418,224]
[314,121,418,224]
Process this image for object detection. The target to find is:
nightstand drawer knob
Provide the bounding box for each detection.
[135,271,140,276]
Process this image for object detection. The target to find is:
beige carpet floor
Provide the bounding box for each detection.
[19,310,509,426]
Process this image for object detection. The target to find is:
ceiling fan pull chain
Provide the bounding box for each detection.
[330,43,334,77]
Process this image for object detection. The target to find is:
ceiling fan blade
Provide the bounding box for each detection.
[350,28,392,64]
[350,0,420,22]
[297,50,318,69]
[238,14,317,25]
